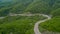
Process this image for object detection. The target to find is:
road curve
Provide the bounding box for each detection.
[34,14,51,34]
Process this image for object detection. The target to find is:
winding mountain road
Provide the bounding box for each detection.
[34,14,51,34]
[0,14,51,34]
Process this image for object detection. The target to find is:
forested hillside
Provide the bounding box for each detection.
[0,15,45,34]
[40,16,60,32]
[0,0,60,16]
[0,0,33,16]
[25,0,60,14]
[0,0,60,34]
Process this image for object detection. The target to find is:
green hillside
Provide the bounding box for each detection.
[0,0,60,33]
[39,4,60,32]
[25,0,60,14]
[0,0,33,16]
[0,0,60,16]
[0,15,45,34]
[40,16,60,32]
[51,8,60,17]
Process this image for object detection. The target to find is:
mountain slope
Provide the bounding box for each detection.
[0,0,60,33]
[40,16,60,32]
[0,15,45,34]
[25,0,60,14]
[0,0,33,16]
[0,0,60,16]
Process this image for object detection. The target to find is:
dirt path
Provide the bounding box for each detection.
[34,14,51,34]
[0,17,5,19]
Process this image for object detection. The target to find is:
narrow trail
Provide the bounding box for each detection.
[0,17,5,19]
[34,14,51,34]
[0,14,51,34]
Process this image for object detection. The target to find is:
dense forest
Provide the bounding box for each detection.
[0,0,60,16]
[0,0,60,34]
[0,15,45,34]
